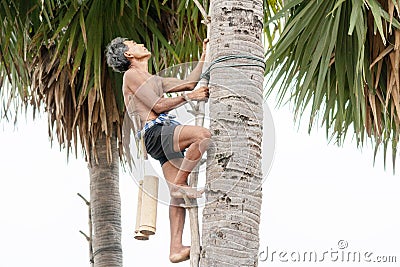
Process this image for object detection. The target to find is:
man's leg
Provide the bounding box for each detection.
[170,125,211,198]
[162,159,191,263]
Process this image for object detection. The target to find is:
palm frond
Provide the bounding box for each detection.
[267,0,400,170]
[264,0,284,48]
[0,0,35,122]
[0,0,208,164]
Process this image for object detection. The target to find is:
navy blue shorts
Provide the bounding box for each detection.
[144,124,184,166]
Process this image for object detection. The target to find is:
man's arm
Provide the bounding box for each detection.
[153,86,209,113]
[161,77,197,93]
[125,69,208,114]
[161,39,208,93]
[161,58,205,92]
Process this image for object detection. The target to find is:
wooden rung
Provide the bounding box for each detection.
[179,198,198,209]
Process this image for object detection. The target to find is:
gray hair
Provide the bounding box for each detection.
[105,37,130,72]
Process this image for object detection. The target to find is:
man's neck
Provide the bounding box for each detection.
[130,58,149,72]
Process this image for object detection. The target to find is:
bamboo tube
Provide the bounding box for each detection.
[134,180,149,240]
[139,175,159,235]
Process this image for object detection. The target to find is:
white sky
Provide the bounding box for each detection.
[0,97,399,267]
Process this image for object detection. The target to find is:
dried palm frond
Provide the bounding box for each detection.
[1,0,207,164]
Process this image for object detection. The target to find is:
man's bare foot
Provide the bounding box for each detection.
[170,184,204,199]
[170,246,190,263]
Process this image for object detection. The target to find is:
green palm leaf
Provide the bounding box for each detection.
[266,0,400,170]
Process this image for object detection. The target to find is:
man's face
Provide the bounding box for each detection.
[123,40,151,60]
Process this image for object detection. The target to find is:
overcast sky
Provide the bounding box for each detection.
[0,96,399,267]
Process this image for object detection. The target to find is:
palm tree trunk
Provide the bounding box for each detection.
[88,126,122,267]
[201,1,264,266]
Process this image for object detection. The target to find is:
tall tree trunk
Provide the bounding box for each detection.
[201,1,264,266]
[88,126,122,267]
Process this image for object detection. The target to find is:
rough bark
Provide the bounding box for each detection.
[88,126,122,267]
[201,1,264,266]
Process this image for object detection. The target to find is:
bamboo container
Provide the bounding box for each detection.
[139,175,159,235]
[134,180,149,240]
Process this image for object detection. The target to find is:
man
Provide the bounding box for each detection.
[106,37,210,263]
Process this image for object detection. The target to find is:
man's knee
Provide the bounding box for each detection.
[196,128,211,153]
[196,128,211,142]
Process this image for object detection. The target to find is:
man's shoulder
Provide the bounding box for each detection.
[124,69,160,84]
[123,68,138,81]
[123,69,142,91]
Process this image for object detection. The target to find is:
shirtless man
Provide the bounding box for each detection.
[106,37,210,263]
